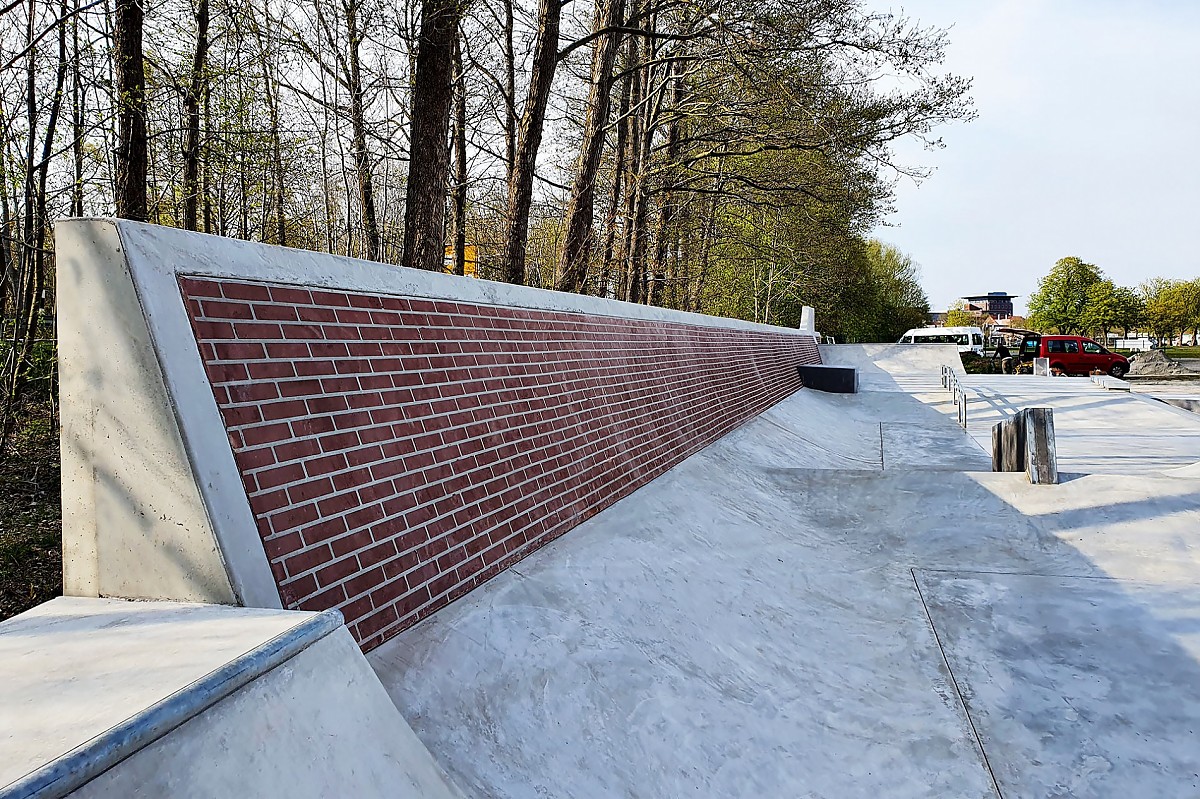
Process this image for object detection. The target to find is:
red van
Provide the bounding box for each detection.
[1018,334,1129,378]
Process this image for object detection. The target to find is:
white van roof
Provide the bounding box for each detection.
[902,326,983,336]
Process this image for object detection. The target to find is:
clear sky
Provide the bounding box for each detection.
[872,0,1200,316]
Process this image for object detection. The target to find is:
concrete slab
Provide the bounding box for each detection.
[369,346,1200,798]
[918,570,1200,798]
[819,343,961,393]
[370,448,999,798]
[928,375,1200,475]
[0,597,312,791]
[0,597,464,799]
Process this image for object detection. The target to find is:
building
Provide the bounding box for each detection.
[962,292,1016,320]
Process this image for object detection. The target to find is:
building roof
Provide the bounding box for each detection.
[962,292,1018,301]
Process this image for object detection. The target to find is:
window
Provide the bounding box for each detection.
[1063,340,1079,353]
[956,334,969,345]
[1046,340,1066,353]
[1083,342,1102,354]
[1022,339,1039,354]
[972,334,984,346]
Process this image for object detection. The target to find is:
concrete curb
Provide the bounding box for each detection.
[0,609,343,799]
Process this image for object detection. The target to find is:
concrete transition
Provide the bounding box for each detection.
[7,220,1200,797]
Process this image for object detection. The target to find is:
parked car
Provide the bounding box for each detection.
[897,326,985,355]
[1018,334,1129,377]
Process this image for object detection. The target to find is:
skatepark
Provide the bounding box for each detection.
[5,220,1200,797]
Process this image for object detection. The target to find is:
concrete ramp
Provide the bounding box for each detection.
[819,343,962,392]
[0,598,462,799]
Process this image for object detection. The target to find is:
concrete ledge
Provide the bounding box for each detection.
[0,599,341,799]
[1090,375,1131,391]
[797,364,858,393]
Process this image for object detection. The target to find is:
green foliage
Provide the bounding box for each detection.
[1079,280,1143,338]
[1141,278,1200,342]
[1027,257,1103,333]
[853,240,932,342]
[943,301,976,328]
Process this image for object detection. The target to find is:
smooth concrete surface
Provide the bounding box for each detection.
[0,598,310,792]
[919,570,1200,798]
[66,629,463,799]
[371,345,1200,798]
[55,222,241,605]
[1131,379,1200,414]
[947,375,1200,475]
[819,342,961,393]
[0,597,462,799]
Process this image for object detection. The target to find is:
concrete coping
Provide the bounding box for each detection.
[1,602,343,799]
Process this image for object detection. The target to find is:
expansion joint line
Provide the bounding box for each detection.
[879,422,885,470]
[910,568,1005,799]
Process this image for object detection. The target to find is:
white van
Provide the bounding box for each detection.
[897,326,985,355]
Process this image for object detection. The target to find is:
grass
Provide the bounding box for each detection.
[0,402,62,621]
[1162,347,1200,360]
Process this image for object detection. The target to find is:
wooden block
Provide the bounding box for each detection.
[1023,407,1058,485]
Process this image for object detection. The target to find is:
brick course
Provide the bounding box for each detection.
[181,276,820,650]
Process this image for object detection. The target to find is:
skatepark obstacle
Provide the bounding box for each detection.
[54,219,821,649]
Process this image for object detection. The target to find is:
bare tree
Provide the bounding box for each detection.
[497,0,562,285]
[402,0,459,271]
[113,0,146,219]
[181,0,208,230]
[555,0,624,293]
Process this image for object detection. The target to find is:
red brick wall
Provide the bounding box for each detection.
[180,277,820,650]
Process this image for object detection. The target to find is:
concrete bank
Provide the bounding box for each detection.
[0,598,462,799]
[371,345,1200,798]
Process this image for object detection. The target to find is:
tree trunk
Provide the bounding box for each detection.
[402,0,459,272]
[450,32,468,276]
[182,0,209,231]
[258,23,286,246]
[503,0,516,193]
[499,0,562,285]
[113,0,147,220]
[345,0,381,260]
[648,62,684,306]
[70,0,83,216]
[555,0,626,293]
[617,34,643,301]
[598,59,632,298]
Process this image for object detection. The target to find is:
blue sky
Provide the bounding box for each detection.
[872,0,1200,316]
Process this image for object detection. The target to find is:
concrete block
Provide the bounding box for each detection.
[798,364,858,394]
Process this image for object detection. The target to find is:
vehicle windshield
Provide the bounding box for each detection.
[910,333,969,345]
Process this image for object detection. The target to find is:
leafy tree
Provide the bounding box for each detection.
[859,241,932,341]
[1141,279,1196,344]
[943,301,976,328]
[1080,280,1143,341]
[1027,257,1103,333]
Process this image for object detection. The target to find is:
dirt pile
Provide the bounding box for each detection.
[1128,349,1189,376]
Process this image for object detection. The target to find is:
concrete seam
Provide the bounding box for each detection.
[909,568,1004,799]
[915,566,1130,582]
[879,422,885,471]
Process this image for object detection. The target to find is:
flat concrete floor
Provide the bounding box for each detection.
[370,346,1200,798]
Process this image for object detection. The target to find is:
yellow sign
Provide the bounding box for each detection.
[444,245,478,277]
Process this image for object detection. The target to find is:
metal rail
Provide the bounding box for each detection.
[941,364,969,429]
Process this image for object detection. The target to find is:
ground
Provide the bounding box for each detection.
[0,402,62,621]
[369,346,1200,798]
